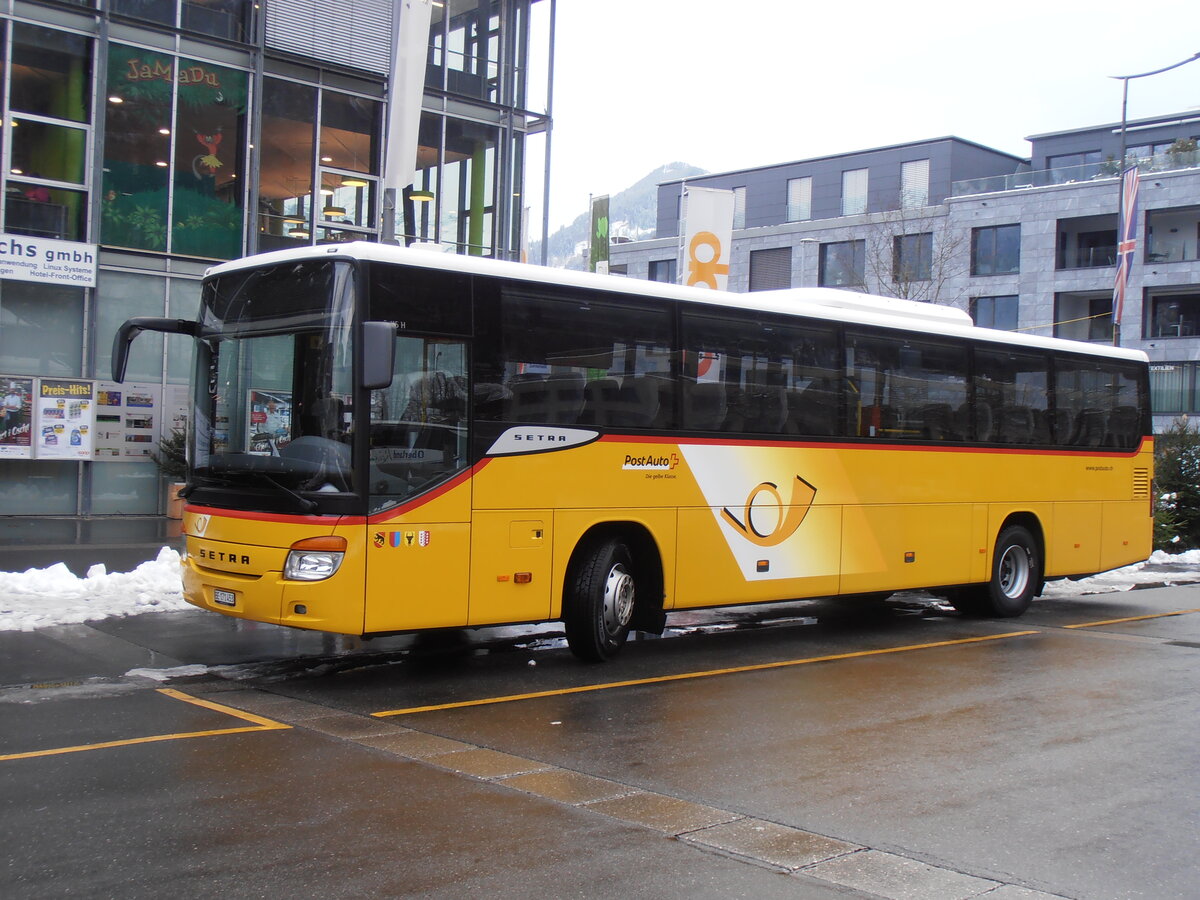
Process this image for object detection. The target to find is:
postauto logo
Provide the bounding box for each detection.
[622,452,680,471]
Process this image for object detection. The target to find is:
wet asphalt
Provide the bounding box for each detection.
[2,585,1198,899]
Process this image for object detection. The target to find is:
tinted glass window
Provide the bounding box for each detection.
[481,286,674,428]
[974,348,1051,443]
[367,263,472,335]
[1054,357,1146,449]
[845,331,968,441]
[681,310,840,435]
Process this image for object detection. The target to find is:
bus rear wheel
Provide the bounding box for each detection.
[955,525,1040,618]
[564,538,635,662]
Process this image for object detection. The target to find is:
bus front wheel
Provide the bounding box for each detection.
[564,538,635,662]
[955,525,1040,618]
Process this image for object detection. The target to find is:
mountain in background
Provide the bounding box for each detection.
[533,162,706,269]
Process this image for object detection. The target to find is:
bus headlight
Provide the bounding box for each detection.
[284,536,347,581]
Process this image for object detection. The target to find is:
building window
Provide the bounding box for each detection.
[842,168,867,216]
[102,45,250,259]
[893,233,932,283]
[1148,290,1200,338]
[1146,207,1199,263]
[819,240,865,287]
[0,281,85,377]
[1047,150,1101,182]
[749,247,791,292]
[2,23,93,243]
[1057,214,1117,269]
[971,224,1020,275]
[1150,363,1196,414]
[110,1,253,43]
[970,295,1018,331]
[1054,292,1112,343]
[900,159,929,208]
[648,258,676,283]
[256,77,382,253]
[732,186,746,230]
[786,177,811,222]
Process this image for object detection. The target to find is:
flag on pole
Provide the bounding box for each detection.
[678,186,735,290]
[589,195,610,274]
[1112,165,1140,327]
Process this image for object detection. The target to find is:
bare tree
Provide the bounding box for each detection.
[861,202,967,304]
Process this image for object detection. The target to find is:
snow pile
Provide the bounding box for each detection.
[1041,549,1200,597]
[0,547,188,632]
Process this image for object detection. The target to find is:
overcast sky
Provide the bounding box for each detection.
[536,1,1200,231]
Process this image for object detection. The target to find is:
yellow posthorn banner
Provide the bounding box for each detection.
[679,186,734,290]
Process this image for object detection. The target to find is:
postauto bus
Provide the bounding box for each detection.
[113,243,1152,661]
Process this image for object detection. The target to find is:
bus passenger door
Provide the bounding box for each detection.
[468,512,552,625]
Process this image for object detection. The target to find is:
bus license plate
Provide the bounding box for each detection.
[213,589,236,607]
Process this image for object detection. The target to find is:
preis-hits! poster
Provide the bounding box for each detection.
[36,379,94,460]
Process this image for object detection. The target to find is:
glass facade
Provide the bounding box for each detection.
[0,0,551,517]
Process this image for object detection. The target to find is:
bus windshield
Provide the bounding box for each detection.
[190,260,356,514]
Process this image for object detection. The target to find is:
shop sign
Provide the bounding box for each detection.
[0,234,98,288]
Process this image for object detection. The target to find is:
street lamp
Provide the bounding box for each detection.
[1110,51,1200,164]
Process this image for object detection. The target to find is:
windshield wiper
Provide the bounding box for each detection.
[194,468,318,514]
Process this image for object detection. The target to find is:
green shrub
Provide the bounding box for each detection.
[1154,417,1200,550]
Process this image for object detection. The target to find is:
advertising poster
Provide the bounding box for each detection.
[247,389,292,455]
[93,381,162,460]
[0,375,34,459]
[36,379,94,459]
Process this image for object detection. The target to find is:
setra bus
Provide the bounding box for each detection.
[113,242,1153,661]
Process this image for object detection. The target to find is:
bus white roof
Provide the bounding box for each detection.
[206,242,1148,364]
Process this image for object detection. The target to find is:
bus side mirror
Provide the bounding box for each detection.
[362,321,397,390]
[112,317,200,383]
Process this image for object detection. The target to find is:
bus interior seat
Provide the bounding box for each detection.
[1070,408,1107,446]
[616,377,661,427]
[744,385,788,433]
[973,402,994,442]
[505,376,548,421]
[543,372,585,424]
[997,405,1034,443]
[786,381,839,436]
[918,403,955,440]
[1104,406,1138,448]
[580,377,623,426]
[683,382,728,430]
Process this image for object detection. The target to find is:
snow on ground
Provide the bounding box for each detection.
[0,547,190,632]
[1,547,1199,633]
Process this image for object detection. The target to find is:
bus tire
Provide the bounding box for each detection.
[564,538,635,662]
[957,525,1040,618]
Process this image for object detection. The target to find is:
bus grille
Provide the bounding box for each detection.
[1132,468,1150,500]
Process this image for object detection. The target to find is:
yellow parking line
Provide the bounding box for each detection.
[0,688,289,763]
[1064,607,1200,629]
[372,630,1040,718]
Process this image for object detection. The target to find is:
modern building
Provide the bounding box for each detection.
[610,111,1200,430]
[0,0,553,517]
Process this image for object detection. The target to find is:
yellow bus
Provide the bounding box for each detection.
[113,243,1153,661]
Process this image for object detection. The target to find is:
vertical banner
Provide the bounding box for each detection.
[589,195,610,274]
[0,375,34,459]
[383,0,436,196]
[679,186,735,290]
[35,379,94,460]
[1112,164,1140,330]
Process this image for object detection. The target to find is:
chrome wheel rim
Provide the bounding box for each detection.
[998,545,1030,599]
[602,563,635,636]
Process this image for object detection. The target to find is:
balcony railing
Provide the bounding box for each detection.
[952,149,1200,198]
